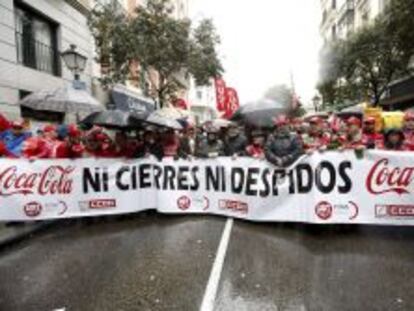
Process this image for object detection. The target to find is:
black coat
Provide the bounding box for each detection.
[265,132,303,167]
[196,138,225,158]
[224,134,248,156]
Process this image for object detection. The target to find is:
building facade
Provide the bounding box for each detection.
[0,0,96,119]
[320,0,389,43]
[188,79,217,124]
[0,0,191,121]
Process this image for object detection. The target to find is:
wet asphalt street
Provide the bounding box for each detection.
[0,214,414,311]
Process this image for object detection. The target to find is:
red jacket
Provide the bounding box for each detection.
[55,142,85,158]
[362,132,384,149]
[304,132,331,151]
[245,144,264,158]
[404,130,414,151]
[163,137,180,157]
[22,137,58,159]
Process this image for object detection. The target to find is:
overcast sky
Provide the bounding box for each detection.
[190,0,322,106]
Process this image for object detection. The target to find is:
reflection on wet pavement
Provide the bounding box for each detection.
[0,214,225,311]
[215,223,414,311]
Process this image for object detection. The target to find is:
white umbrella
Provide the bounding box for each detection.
[19,84,104,115]
[146,113,183,130]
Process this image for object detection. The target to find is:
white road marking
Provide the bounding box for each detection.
[200,218,234,311]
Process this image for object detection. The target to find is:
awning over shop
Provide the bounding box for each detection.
[111,84,155,115]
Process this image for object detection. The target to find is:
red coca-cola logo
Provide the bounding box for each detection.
[315,201,333,220]
[0,165,74,197]
[366,158,414,195]
[24,201,42,217]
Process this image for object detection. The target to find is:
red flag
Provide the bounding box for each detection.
[173,98,188,110]
[215,78,227,111]
[223,87,240,119]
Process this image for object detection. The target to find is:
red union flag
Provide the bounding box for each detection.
[223,87,240,119]
[173,98,188,110]
[215,78,227,111]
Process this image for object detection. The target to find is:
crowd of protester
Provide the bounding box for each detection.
[0,111,413,167]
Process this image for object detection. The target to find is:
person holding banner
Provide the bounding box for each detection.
[265,115,303,167]
[178,124,199,159]
[0,120,31,157]
[343,117,365,150]
[245,129,266,159]
[55,125,85,158]
[162,129,181,159]
[362,117,384,149]
[137,126,164,161]
[403,111,414,151]
[383,128,406,151]
[223,122,247,158]
[303,116,331,153]
[196,125,224,158]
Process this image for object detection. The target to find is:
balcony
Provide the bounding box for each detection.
[15,32,61,77]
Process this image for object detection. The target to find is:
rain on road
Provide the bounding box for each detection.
[1,213,414,311]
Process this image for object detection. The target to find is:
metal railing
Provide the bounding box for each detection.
[15,32,61,76]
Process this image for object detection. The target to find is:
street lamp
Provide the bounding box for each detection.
[312,95,321,112]
[61,44,87,81]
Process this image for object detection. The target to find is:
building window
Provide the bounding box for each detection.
[14,3,60,76]
[332,0,336,9]
[332,25,337,39]
[197,90,203,100]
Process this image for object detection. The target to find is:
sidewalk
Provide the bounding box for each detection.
[0,222,54,251]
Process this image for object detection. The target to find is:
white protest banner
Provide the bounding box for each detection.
[0,150,413,225]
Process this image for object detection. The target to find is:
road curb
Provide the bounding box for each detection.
[0,221,56,252]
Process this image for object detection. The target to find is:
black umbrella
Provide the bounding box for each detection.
[80,109,149,130]
[231,99,288,127]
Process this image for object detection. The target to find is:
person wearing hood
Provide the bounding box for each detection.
[265,115,303,167]
[245,129,266,159]
[223,122,247,157]
[383,128,406,151]
[403,111,414,151]
[0,120,31,157]
[196,125,224,158]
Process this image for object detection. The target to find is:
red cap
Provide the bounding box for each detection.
[43,124,57,133]
[346,116,361,127]
[404,111,414,121]
[68,124,81,138]
[309,116,324,125]
[95,133,108,141]
[291,118,303,125]
[364,117,376,124]
[11,120,24,129]
[273,114,289,126]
